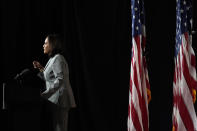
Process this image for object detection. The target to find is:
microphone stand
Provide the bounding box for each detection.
[2,83,6,110]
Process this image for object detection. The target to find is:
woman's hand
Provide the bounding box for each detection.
[33,61,44,72]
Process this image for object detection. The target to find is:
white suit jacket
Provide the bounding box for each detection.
[41,54,76,108]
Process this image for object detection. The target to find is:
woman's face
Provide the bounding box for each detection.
[43,37,52,54]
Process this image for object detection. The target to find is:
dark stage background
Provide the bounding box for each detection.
[0,0,197,131]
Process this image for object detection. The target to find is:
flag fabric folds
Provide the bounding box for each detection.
[172,0,197,130]
[128,0,151,130]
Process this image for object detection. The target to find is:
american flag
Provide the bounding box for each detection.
[128,0,151,130]
[172,0,197,130]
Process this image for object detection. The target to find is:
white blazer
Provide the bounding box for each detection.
[42,54,76,108]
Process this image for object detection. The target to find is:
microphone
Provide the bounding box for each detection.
[14,68,31,80]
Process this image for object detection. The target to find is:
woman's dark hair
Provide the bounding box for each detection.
[47,34,63,57]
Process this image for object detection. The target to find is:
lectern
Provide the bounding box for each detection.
[2,68,53,131]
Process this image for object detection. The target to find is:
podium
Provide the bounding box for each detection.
[2,69,53,131]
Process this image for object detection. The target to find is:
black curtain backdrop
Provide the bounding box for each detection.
[0,0,197,131]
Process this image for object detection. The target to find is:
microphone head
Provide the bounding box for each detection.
[19,68,31,76]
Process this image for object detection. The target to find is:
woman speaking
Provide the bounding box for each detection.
[33,34,76,131]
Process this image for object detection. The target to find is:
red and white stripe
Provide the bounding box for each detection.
[172,32,197,131]
[128,26,150,131]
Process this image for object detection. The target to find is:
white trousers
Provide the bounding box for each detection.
[53,107,69,131]
[49,103,69,131]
